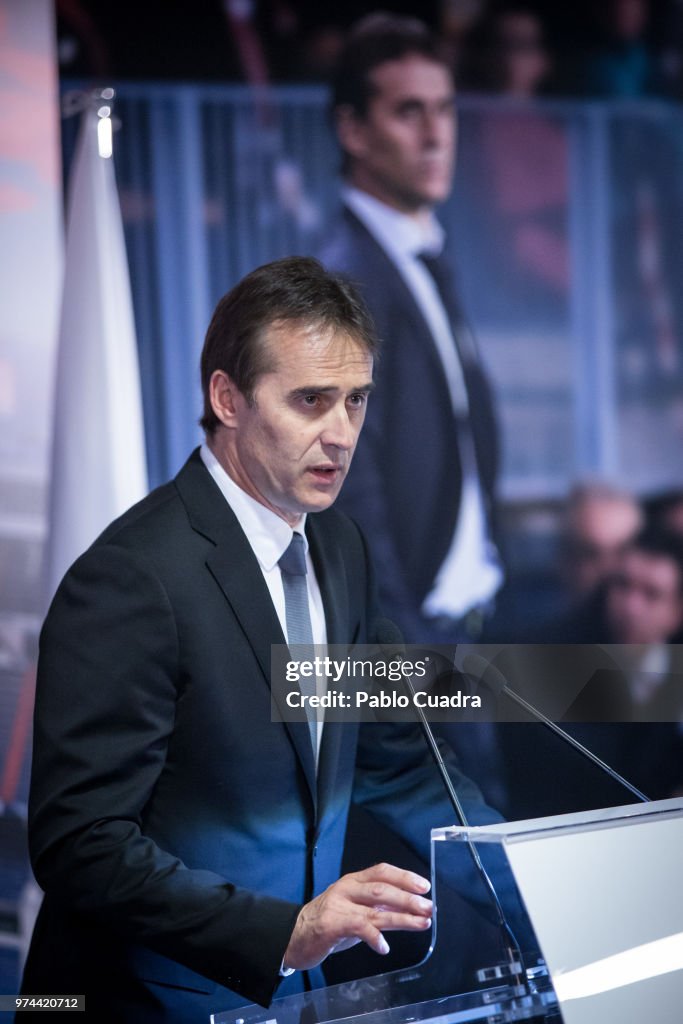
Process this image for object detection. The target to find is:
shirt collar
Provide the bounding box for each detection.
[638,643,670,678]
[342,185,445,259]
[200,443,307,571]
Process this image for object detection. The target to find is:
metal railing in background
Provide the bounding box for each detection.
[60,87,683,502]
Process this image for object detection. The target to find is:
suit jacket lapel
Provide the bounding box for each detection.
[175,451,317,805]
[342,207,466,390]
[307,515,352,807]
[307,514,348,646]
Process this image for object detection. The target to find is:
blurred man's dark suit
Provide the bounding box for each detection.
[23,449,502,1023]
[320,207,499,643]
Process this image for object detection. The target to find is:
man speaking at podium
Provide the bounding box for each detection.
[23,258,508,1023]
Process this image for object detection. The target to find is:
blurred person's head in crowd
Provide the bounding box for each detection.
[645,488,683,537]
[580,0,655,97]
[301,25,346,80]
[439,0,487,74]
[331,13,456,216]
[562,482,643,599]
[461,5,552,96]
[598,0,650,42]
[604,527,683,645]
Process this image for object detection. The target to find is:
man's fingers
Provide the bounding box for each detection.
[355,862,431,894]
[347,863,432,915]
[367,908,432,933]
[355,921,391,956]
[354,910,432,956]
[351,882,432,916]
[283,864,433,971]
[341,867,432,916]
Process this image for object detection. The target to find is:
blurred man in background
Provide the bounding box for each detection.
[499,526,683,819]
[322,13,502,646]
[564,525,683,804]
[460,5,552,97]
[608,527,683,642]
[538,481,644,641]
[318,15,509,880]
[562,481,644,602]
[558,525,683,714]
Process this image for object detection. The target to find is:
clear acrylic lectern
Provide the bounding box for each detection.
[212,797,683,1024]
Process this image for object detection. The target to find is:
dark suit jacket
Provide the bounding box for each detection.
[23,450,504,1023]
[320,207,499,642]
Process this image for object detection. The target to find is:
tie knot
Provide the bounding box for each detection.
[416,249,448,280]
[416,248,439,265]
[416,249,462,323]
[279,532,308,576]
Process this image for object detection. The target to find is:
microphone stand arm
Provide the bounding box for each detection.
[400,671,526,985]
[501,685,649,804]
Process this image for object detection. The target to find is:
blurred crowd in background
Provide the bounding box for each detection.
[56,0,683,100]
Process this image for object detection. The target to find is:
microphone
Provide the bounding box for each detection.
[462,654,649,804]
[374,619,525,981]
[374,620,475,822]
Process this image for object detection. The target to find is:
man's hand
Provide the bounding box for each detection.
[283,863,432,971]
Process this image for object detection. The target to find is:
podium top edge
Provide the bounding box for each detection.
[433,796,683,844]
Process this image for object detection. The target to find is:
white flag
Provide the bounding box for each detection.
[45,105,148,604]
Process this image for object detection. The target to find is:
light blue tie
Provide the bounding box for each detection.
[279,533,318,759]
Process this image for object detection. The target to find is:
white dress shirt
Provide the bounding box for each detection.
[628,644,670,707]
[343,187,502,619]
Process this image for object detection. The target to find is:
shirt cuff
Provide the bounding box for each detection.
[279,958,295,978]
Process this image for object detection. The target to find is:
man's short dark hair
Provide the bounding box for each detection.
[628,526,683,595]
[331,13,451,119]
[200,256,379,435]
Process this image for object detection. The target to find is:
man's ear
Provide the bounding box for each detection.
[335,104,368,161]
[209,370,243,429]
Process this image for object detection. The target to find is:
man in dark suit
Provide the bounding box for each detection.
[321,14,502,646]
[22,258,510,1023]
[498,526,683,820]
[319,15,506,815]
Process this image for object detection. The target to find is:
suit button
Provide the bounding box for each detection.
[313,845,318,858]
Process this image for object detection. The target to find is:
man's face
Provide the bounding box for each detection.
[213,323,373,525]
[342,55,456,214]
[566,498,642,597]
[606,549,683,645]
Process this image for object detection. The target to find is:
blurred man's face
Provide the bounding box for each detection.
[606,549,683,645]
[566,498,642,598]
[341,55,456,215]
[497,12,551,97]
[612,0,648,40]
